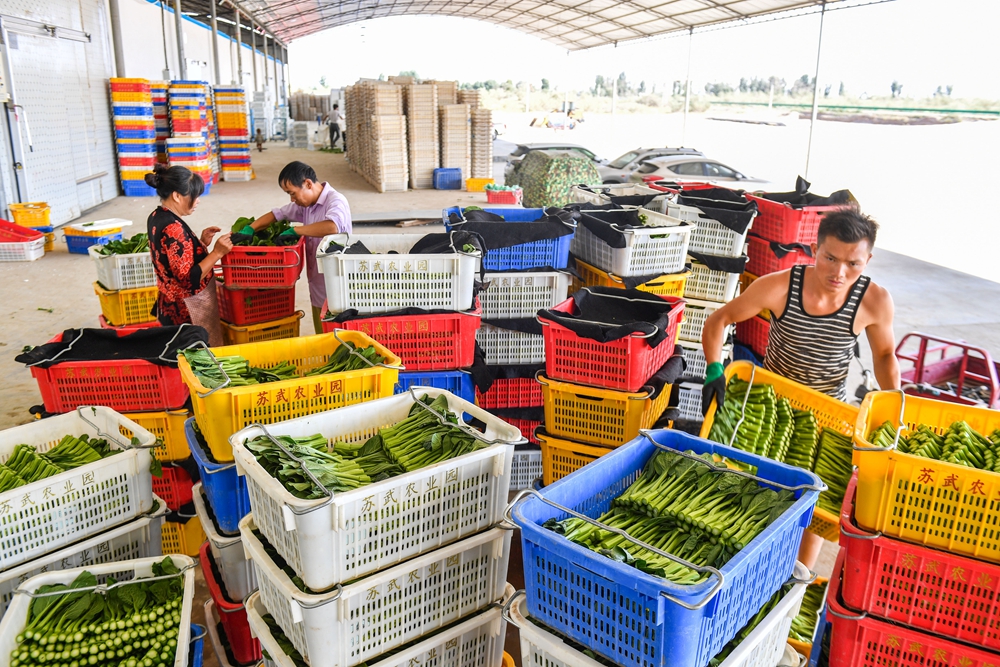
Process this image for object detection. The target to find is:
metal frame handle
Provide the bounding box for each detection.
[330,328,405,371]
[222,241,303,270]
[16,562,197,598]
[184,340,232,398]
[188,626,207,643]
[406,387,525,446]
[76,406,144,451]
[248,423,337,516]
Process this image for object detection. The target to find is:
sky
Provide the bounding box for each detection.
[287,0,1000,100]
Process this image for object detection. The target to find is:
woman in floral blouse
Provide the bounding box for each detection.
[145,164,232,327]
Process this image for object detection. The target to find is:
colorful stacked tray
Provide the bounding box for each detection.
[110,78,156,196]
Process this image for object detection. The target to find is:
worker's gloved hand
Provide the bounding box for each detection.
[275,228,299,246]
[701,362,727,416]
[237,225,254,236]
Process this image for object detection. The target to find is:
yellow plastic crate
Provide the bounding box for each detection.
[466,178,495,192]
[502,652,514,667]
[539,374,672,448]
[537,427,616,486]
[37,231,55,252]
[68,226,124,238]
[111,92,152,103]
[94,282,158,326]
[9,202,50,227]
[123,409,191,462]
[221,310,303,345]
[739,272,771,320]
[699,360,859,541]
[161,517,205,558]
[178,331,402,462]
[571,257,689,298]
[853,390,1000,562]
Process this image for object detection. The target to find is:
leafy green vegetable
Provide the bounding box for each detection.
[232,218,293,246]
[96,233,149,256]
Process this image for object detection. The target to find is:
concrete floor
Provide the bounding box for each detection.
[2,141,999,666]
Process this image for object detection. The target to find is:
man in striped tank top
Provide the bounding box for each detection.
[701,208,900,567]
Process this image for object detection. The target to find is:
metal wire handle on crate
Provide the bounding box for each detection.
[185,340,232,398]
[331,328,405,371]
[501,487,726,611]
[499,588,527,627]
[839,522,881,541]
[247,423,338,516]
[535,371,655,401]
[188,626,207,643]
[15,562,198,598]
[75,406,155,451]
[156,323,196,364]
[852,388,907,452]
[536,287,676,340]
[724,363,759,450]
[406,387,526,446]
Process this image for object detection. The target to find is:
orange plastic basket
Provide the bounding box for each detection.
[536,427,616,486]
[571,257,689,299]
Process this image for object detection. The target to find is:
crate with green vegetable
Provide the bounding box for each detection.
[193,484,256,602]
[88,233,156,290]
[245,586,510,667]
[786,577,827,658]
[178,330,402,462]
[569,183,663,208]
[701,361,859,542]
[123,409,191,462]
[0,496,167,615]
[508,428,822,667]
[220,218,305,290]
[229,387,523,591]
[854,389,1000,563]
[572,207,695,277]
[0,406,157,571]
[506,562,811,667]
[0,555,196,667]
[241,512,510,667]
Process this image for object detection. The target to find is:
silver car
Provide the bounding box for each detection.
[504,143,606,182]
[627,155,771,189]
[598,147,703,184]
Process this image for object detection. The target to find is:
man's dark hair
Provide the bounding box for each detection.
[818,207,878,250]
[333,104,339,109]
[144,164,204,202]
[279,161,317,187]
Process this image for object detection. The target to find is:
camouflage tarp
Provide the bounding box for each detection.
[509,150,602,208]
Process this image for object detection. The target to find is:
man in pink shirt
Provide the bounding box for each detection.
[245,161,352,333]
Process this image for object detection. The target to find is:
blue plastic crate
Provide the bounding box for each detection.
[111,105,154,116]
[122,182,157,197]
[511,429,821,667]
[395,370,475,404]
[732,342,764,366]
[189,624,205,667]
[65,232,122,254]
[116,142,156,153]
[115,129,156,139]
[808,605,828,667]
[433,168,463,190]
[185,418,251,535]
[442,206,546,227]
[483,235,572,270]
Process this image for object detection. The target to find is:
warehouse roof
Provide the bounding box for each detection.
[222,0,875,50]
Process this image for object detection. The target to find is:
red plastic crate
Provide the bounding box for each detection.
[0,219,43,242]
[647,181,716,193]
[486,188,522,205]
[98,314,162,333]
[503,418,541,444]
[540,294,684,392]
[200,542,261,665]
[117,156,156,167]
[840,473,1000,650]
[217,283,296,326]
[746,194,843,245]
[152,461,194,511]
[735,314,770,360]
[746,234,815,276]
[321,301,481,371]
[220,238,305,289]
[828,546,1000,667]
[30,330,189,413]
[476,377,543,409]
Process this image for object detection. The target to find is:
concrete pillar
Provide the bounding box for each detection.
[108,0,126,76]
[234,6,242,86]
[173,0,187,79]
[209,0,220,85]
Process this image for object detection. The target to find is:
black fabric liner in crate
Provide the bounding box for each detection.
[577,208,667,249]
[753,175,855,208]
[570,253,691,290]
[16,325,209,368]
[676,189,757,236]
[537,286,682,348]
[572,185,664,209]
[749,235,815,259]
[448,209,575,253]
[474,363,545,395]
[688,250,748,275]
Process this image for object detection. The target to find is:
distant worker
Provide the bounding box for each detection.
[700,208,900,569]
[240,161,352,334]
[328,104,345,149]
[255,128,265,153]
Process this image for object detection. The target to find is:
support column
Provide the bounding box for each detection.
[108,0,126,76]
[681,27,693,145]
[804,1,827,179]
[209,0,220,85]
[272,39,279,102]
[173,0,187,79]
[263,33,270,93]
[234,6,242,86]
[250,20,258,91]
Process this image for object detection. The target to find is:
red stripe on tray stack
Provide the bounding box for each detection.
[823,392,1000,667]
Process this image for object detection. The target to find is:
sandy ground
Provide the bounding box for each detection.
[2,136,999,665]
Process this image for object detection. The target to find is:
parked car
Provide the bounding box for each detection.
[492,122,507,140]
[628,155,771,189]
[597,147,703,184]
[504,143,605,182]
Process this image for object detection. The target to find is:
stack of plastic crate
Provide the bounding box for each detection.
[110,77,157,197]
[405,84,439,189]
[168,81,213,193]
[214,86,252,181]
[440,103,470,180]
[232,388,517,667]
[251,89,274,140]
[150,81,170,164]
[204,86,221,183]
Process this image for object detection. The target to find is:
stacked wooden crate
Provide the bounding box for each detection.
[345,82,408,192]
[372,115,408,192]
[440,104,470,179]
[470,108,493,179]
[428,80,458,106]
[458,89,481,109]
[405,84,439,189]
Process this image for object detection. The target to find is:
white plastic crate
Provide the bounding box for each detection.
[242,515,510,667]
[679,297,731,343]
[193,483,257,602]
[0,407,156,571]
[0,236,45,262]
[510,446,542,491]
[67,217,133,234]
[0,556,196,667]
[477,325,546,364]
[677,381,705,422]
[685,259,742,302]
[678,341,733,380]
[247,589,509,667]
[89,243,157,290]
[507,562,809,667]
[668,203,753,258]
[230,387,521,591]
[571,209,694,277]
[480,271,571,319]
[569,184,664,207]
[0,496,166,614]
[317,233,481,315]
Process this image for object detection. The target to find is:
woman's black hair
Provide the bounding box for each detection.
[144,163,205,202]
